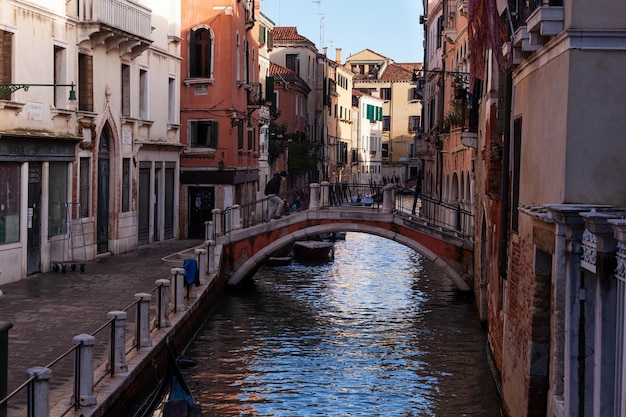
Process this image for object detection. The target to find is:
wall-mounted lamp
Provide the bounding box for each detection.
[0,82,77,107]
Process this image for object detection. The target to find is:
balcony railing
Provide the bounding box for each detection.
[78,0,152,51]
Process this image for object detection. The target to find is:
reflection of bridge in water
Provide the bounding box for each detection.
[204,183,474,291]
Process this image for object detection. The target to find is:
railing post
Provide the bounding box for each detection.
[134,293,152,348]
[204,220,214,241]
[309,183,320,210]
[170,268,186,312]
[25,367,51,417]
[320,181,330,208]
[155,279,171,328]
[106,311,128,374]
[0,322,12,417]
[212,209,223,236]
[231,204,242,230]
[207,240,217,275]
[72,334,97,406]
[195,248,207,285]
[382,184,395,213]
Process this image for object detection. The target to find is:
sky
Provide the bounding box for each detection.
[259,0,424,63]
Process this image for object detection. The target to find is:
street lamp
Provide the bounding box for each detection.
[0,82,77,107]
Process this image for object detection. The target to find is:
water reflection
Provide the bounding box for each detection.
[182,233,501,416]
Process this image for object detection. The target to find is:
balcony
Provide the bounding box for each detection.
[78,0,152,59]
[527,5,564,38]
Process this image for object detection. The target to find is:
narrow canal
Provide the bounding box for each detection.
[181,233,503,416]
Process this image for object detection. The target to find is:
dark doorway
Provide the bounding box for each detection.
[27,163,42,275]
[164,167,175,239]
[188,187,214,239]
[138,167,150,245]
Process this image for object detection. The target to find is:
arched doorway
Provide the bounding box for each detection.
[97,126,111,253]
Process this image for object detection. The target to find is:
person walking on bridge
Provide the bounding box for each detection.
[265,171,287,220]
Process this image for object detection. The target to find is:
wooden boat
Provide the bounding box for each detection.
[293,240,334,260]
[135,338,203,417]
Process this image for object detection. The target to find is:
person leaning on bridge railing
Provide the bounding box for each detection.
[265,171,288,220]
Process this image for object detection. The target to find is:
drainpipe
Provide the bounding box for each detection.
[498,73,512,279]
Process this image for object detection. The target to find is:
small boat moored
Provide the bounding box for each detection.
[293,240,334,260]
[134,338,203,417]
[267,256,292,266]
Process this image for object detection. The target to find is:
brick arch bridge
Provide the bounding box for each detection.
[216,207,473,291]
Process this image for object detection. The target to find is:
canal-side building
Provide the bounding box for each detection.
[179,0,261,239]
[0,0,181,284]
[269,26,321,183]
[256,11,275,200]
[468,0,626,416]
[350,90,384,185]
[326,49,353,184]
[345,49,422,185]
[417,0,475,250]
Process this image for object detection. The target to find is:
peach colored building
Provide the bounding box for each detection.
[179,0,262,238]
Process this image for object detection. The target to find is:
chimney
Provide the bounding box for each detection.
[335,48,342,64]
[323,47,328,56]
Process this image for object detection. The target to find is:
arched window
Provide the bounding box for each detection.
[189,27,214,79]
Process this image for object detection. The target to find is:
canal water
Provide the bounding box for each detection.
[181,233,502,416]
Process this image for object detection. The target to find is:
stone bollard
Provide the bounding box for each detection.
[382,183,396,213]
[212,209,223,236]
[155,279,171,328]
[106,311,128,374]
[1,321,13,417]
[320,181,330,208]
[195,248,207,285]
[231,204,242,230]
[134,293,152,348]
[207,240,216,275]
[309,183,320,210]
[72,334,97,406]
[25,367,52,417]
[170,268,187,312]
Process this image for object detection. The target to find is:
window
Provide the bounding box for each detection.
[122,158,131,212]
[286,54,299,75]
[168,77,176,124]
[409,115,421,132]
[189,120,218,148]
[78,53,93,112]
[383,116,390,131]
[366,104,383,122]
[189,27,213,78]
[79,158,90,218]
[121,64,130,117]
[48,162,68,237]
[53,46,67,108]
[0,30,13,94]
[339,142,348,164]
[237,122,244,150]
[0,163,20,244]
[369,136,378,155]
[382,143,389,158]
[381,88,392,100]
[139,69,148,120]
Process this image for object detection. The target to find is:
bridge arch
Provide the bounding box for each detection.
[223,212,471,291]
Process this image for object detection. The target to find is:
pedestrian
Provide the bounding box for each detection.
[265,171,287,220]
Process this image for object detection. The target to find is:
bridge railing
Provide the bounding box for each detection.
[205,182,473,242]
[394,188,474,240]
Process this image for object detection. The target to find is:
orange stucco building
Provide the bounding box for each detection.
[179,0,262,238]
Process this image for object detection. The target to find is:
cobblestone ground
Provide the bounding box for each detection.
[0,239,202,399]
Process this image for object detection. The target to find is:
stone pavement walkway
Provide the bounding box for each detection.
[0,239,202,394]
